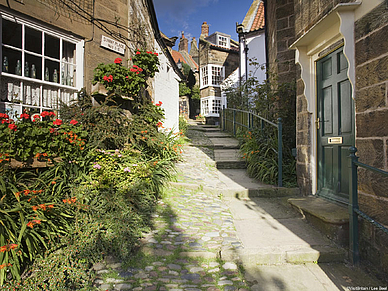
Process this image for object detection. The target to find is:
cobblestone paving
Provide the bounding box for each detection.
[94,126,250,290]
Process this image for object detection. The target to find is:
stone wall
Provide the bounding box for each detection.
[294,0,356,39]
[266,0,296,83]
[354,2,388,277]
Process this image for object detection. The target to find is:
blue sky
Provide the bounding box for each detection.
[154,0,254,49]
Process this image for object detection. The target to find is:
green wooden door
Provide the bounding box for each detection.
[317,47,354,203]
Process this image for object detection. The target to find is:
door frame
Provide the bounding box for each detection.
[290,4,358,196]
[315,45,355,204]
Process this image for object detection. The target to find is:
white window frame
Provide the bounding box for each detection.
[201,96,227,117]
[217,34,230,49]
[200,65,208,88]
[0,11,84,117]
[200,64,225,89]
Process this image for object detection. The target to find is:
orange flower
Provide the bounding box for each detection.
[27,221,34,228]
[33,219,41,225]
[9,244,17,250]
[51,181,56,185]
[48,204,54,208]
[70,197,76,203]
[32,206,38,211]
[39,204,47,211]
[0,246,7,252]
[23,189,30,195]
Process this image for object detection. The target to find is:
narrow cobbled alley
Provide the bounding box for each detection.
[94,121,385,291]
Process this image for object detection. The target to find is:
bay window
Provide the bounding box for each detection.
[0,12,84,118]
[201,96,226,117]
[200,64,224,88]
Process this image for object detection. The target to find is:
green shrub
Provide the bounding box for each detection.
[238,128,297,187]
[0,111,88,164]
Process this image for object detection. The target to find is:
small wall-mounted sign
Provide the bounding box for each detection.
[101,35,125,55]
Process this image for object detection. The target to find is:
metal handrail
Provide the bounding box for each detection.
[220,107,283,187]
[349,147,388,265]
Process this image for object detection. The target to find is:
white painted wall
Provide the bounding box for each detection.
[240,31,266,83]
[154,40,180,132]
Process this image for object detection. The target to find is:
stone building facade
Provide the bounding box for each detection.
[198,22,239,123]
[0,0,181,129]
[266,0,388,277]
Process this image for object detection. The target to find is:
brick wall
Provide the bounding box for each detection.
[354,2,388,277]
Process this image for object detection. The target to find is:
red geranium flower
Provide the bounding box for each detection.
[53,119,62,126]
[8,123,17,131]
[114,58,122,64]
[155,101,163,107]
[136,51,141,55]
[70,120,78,125]
[20,113,30,119]
[154,52,158,56]
[49,128,55,133]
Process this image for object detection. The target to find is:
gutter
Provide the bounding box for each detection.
[146,0,185,81]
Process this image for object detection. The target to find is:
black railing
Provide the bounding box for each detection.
[349,147,388,264]
[220,107,283,187]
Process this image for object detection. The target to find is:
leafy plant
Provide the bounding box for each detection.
[238,127,297,187]
[0,111,87,164]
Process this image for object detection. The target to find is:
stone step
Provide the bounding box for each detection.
[210,137,240,148]
[216,160,247,169]
[222,196,348,266]
[288,197,350,247]
[204,131,233,138]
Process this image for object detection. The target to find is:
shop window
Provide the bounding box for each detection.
[0,12,83,116]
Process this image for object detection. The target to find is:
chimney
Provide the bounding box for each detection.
[201,22,209,38]
[178,31,188,52]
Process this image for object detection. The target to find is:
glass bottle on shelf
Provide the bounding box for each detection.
[45,67,49,81]
[31,64,36,78]
[66,74,71,86]
[25,61,29,77]
[15,60,22,75]
[53,69,58,83]
[2,56,8,72]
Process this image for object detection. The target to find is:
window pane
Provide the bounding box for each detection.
[23,81,40,106]
[63,41,76,64]
[24,54,42,80]
[25,53,42,79]
[1,76,21,103]
[2,19,21,48]
[2,47,22,75]
[44,34,59,59]
[44,59,60,83]
[25,26,42,54]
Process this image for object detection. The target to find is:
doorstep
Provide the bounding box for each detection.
[288,196,350,247]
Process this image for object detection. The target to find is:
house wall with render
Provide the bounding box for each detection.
[154,39,180,132]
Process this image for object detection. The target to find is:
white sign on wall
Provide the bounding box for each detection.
[100,35,125,55]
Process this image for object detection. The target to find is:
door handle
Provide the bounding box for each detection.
[315,117,320,130]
